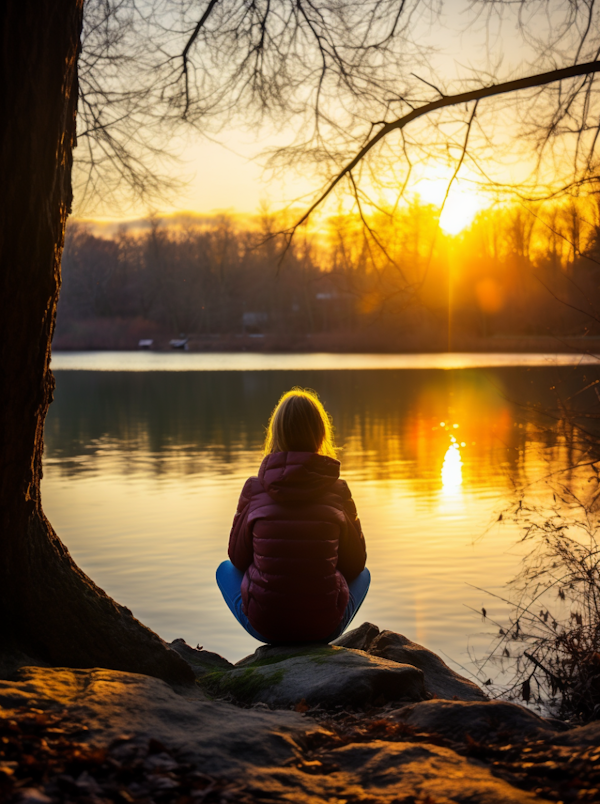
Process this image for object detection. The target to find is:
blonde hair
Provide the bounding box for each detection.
[264,388,337,458]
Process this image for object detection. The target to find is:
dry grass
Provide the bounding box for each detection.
[479,485,600,722]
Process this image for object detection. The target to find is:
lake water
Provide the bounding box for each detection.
[42,352,599,679]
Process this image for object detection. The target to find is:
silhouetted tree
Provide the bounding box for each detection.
[0,0,193,681]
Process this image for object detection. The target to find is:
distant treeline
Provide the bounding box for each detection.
[55,198,600,351]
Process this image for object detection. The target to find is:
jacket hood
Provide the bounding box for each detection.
[258,451,340,501]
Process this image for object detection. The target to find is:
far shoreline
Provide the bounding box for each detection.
[51,332,600,356]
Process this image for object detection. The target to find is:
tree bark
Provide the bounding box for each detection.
[0,2,193,684]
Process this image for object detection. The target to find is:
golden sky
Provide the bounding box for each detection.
[73,0,586,232]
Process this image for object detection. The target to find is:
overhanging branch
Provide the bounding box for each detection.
[290,60,600,232]
[181,0,220,118]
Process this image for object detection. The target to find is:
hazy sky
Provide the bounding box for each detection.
[166,130,317,216]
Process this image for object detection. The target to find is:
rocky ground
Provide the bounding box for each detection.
[1,623,599,803]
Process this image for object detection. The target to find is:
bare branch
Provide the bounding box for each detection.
[288,60,600,234]
[181,0,221,118]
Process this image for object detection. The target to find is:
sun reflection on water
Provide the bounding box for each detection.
[442,441,463,493]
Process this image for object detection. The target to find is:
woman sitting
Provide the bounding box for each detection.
[216,387,370,643]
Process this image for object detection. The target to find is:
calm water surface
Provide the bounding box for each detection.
[43,352,598,676]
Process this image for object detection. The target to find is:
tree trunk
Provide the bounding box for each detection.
[0,2,193,684]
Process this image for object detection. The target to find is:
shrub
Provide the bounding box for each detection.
[481,492,600,722]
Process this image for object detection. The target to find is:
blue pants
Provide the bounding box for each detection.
[216,560,371,644]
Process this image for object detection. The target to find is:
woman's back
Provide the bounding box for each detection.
[229,451,366,642]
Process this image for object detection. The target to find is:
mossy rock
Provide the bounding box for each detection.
[236,642,338,668]
[198,666,286,700]
[199,642,426,709]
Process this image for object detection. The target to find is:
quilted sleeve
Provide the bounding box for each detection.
[336,481,367,581]
[227,477,255,572]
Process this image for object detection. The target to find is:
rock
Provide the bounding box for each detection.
[169,638,234,676]
[203,643,426,709]
[16,789,52,804]
[252,740,552,803]
[550,719,600,746]
[331,621,380,651]
[235,643,311,667]
[189,627,485,709]
[0,665,308,775]
[390,699,561,742]
[0,647,48,679]
[368,629,487,701]
[1,641,590,804]
[171,626,484,707]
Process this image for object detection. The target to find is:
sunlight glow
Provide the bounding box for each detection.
[417,177,487,235]
[439,195,481,235]
[442,442,463,492]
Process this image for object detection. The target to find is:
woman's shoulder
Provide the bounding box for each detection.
[240,475,262,497]
[234,475,268,514]
[331,477,360,523]
[331,476,353,501]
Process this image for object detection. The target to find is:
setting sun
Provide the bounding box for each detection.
[439,194,482,235]
[416,177,487,235]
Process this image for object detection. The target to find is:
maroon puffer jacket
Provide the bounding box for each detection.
[228,451,367,642]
